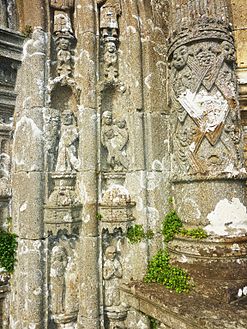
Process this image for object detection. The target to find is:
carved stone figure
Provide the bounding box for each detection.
[113,119,129,169]
[101,111,129,171]
[56,37,73,77]
[101,111,115,166]
[56,110,79,172]
[50,246,68,315]
[172,45,189,70]
[104,41,118,80]
[98,0,121,83]
[24,28,46,56]
[50,0,75,78]
[103,246,122,307]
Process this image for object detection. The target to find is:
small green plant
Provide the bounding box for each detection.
[167,196,174,206]
[127,225,154,244]
[0,229,18,273]
[22,25,33,38]
[180,227,208,239]
[162,208,207,241]
[162,210,183,242]
[144,249,191,293]
[146,229,154,240]
[150,317,158,329]
[96,213,103,221]
[127,224,145,244]
[144,203,207,293]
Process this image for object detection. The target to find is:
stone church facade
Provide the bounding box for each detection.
[0,0,247,328]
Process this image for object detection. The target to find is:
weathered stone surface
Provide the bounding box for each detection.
[77,107,97,172]
[77,236,99,319]
[13,107,44,172]
[12,172,44,238]
[10,239,45,329]
[122,282,247,329]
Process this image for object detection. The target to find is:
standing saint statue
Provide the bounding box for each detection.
[103,245,123,307]
[50,246,68,315]
[55,110,79,172]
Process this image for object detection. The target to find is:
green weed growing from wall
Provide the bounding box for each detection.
[180,227,208,239]
[144,197,207,293]
[144,249,191,293]
[162,210,183,242]
[0,227,17,273]
[127,224,154,244]
[149,317,158,329]
[22,25,33,38]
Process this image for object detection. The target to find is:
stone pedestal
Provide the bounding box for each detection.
[45,173,82,236]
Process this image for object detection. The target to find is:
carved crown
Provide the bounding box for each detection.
[168,16,233,59]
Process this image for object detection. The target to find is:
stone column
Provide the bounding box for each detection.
[10,27,47,328]
[74,1,100,328]
[0,0,7,27]
[168,0,247,302]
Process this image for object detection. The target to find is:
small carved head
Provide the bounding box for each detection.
[117,119,126,129]
[105,41,117,53]
[102,111,113,125]
[57,37,71,51]
[51,246,67,263]
[221,41,235,63]
[105,245,117,261]
[61,110,74,125]
[172,45,188,70]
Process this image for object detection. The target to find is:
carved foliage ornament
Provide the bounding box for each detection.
[170,38,242,177]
